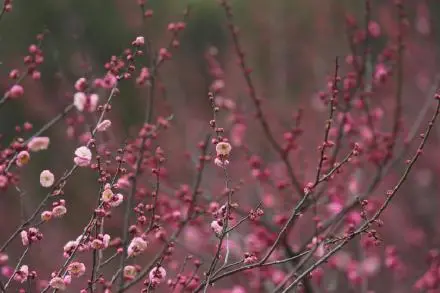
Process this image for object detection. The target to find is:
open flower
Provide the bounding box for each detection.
[215,141,232,156]
[123,265,137,280]
[14,265,29,283]
[149,266,167,286]
[210,220,223,236]
[101,188,114,202]
[74,146,92,167]
[27,136,50,152]
[16,151,30,167]
[67,262,86,277]
[127,237,148,257]
[74,92,99,112]
[52,205,67,218]
[49,276,66,290]
[40,170,55,188]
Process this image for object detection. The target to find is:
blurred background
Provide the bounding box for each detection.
[1,0,440,292]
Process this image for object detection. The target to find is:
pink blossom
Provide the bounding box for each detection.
[73,92,87,111]
[101,187,114,202]
[210,220,223,236]
[74,146,92,167]
[52,205,67,218]
[20,230,29,246]
[67,262,86,277]
[74,92,99,112]
[40,170,55,187]
[95,119,111,132]
[127,237,148,257]
[27,136,50,152]
[132,36,145,47]
[7,84,24,99]
[16,151,30,167]
[49,276,66,290]
[214,157,229,168]
[149,266,166,286]
[13,265,29,283]
[41,211,52,221]
[123,265,137,280]
[74,77,87,91]
[110,193,124,207]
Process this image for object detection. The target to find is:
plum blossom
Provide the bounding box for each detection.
[41,211,52,221]
[67,262,86,277]
[13,265,29,283]
[27,136,50,152]
[7,84,24,99]
[127,237,148,257]
[95,119,111,132]
[210,220,223,236]
[149,266,167,286]
[123,265,137,280]
[74,92,99,112]
[132,36,145,46]
[40,170,55,187]
[16,151,30,167]
[74,146,92,167]
[52,205,67,218]
[216,141,232,156]
[101,187,114,202]
[49,276,66,290]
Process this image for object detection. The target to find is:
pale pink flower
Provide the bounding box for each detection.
[74,146,92,167]
[215,142,232,156]
[74,77,87,91]
[133,36,145,46]
[101,188,114,202]
[40,170,55,187]
[89,94,99,111]
[149,266,166,286]
[49,276,66,290]
[67,262,86,277]
[41,211,52,221]
[74,92,99,112]
[123,265,137,280]
[27,136,50,152]
[52,205,67,218]
[127,237,148,257]
[210,220,223,236]
[20,231,29,246]
[16,151,30,167]
[214,157,229,168]
[90,239,104,250]
[110,193,124,207]
[63,274,71,285]
[14,265,29,283]
[103,234,111,248]
[95,119,111,132]
[7,84,24,99]
[73,92,87,111]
